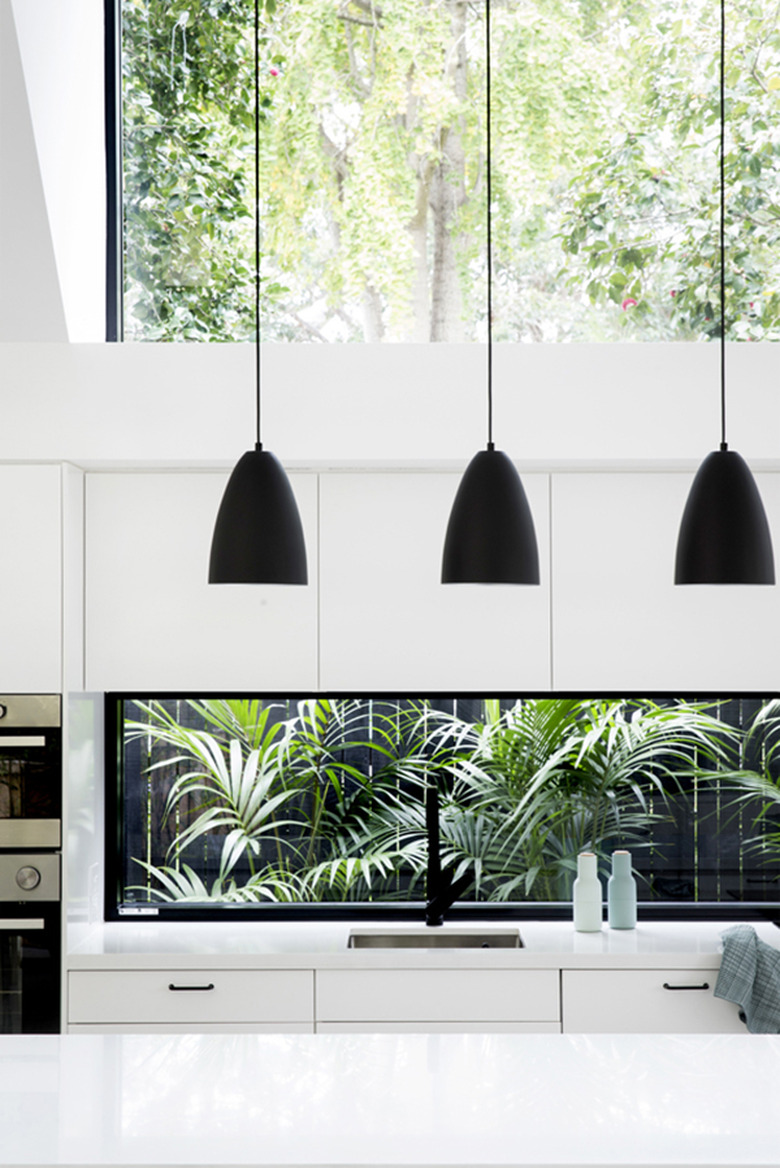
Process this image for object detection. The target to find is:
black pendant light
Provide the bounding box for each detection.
[674,0,773,586]
[441,0,539,585]
[209,0,307,585]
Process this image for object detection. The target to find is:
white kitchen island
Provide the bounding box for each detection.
[2,1031,779,1167]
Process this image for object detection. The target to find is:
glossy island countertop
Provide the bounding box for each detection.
[3,1031,780,1166]
[66,917,780,970]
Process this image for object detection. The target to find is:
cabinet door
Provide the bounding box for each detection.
[319,472,551,690]
[68,970,315,1025]
[552,472,780,691]
[562,969,745,1033]
[316,969,560,1024]
[85,472,318,690]
[0,464,61,691]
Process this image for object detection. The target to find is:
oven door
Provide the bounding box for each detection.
[0,695,61,848]
[0,902,60,1033]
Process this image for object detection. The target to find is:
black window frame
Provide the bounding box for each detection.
[105,690,780,925]
[104,0,122,342]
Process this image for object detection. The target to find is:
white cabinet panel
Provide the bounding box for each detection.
[562,969,745,1033]
[0,464,61,691]
[68,1022,314,1034]
[552,472,780,690]
[85,472,318,690]
[320,472,550,690]
[316,969,559,1024]
[68,969,314,1025]
[316,1021,560,1033]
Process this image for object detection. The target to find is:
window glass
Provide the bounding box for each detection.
[110,694,780,917]
[120,0,780,343]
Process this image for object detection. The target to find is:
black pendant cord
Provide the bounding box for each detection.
[485,0,494,452]
[719,0,727,452]
[254,0,263,452]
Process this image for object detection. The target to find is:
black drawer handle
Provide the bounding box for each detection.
[663,982,710,991]
[168,983,215,992]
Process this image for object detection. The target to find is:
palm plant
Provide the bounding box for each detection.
[420,697,737,901]
[124,695,739,907]
[126,697,432,904]
[713,699,780,892]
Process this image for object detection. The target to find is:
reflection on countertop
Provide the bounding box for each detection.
[4,1030,780,1166]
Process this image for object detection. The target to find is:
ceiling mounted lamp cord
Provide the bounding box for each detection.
[209,0,307,585]
[441,0,539,585]
[674,0,774,585]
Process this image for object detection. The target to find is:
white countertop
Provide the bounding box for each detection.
[66,918,780,970]
[3,1031,780,1166]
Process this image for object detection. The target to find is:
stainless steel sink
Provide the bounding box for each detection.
[347,928,523,949]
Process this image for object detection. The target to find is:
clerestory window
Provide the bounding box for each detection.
[109,0,780,344]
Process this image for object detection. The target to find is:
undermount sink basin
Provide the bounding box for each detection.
[347,928,523,949]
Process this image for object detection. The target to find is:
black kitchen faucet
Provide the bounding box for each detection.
[424,775,472,926]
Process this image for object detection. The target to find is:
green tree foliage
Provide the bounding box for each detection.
[559,0,780,340]
[122,0,780,342]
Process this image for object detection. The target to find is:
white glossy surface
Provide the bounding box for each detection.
[3,1032,780,1166]
[0,464,61,692]
[67,918,780,971]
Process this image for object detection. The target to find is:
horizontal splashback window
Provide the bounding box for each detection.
[106,693,780,921]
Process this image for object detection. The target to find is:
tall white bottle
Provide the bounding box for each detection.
[607,849,637,929]
[573,852,602,932]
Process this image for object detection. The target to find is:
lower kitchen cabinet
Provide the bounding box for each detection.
[315,969,560,1029]
[68,970,314,1032]
[66,961,751,1035]
[562,969,746,1033]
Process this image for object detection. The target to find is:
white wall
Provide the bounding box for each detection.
[0,340,779,467]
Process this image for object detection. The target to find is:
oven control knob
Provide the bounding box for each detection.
[0,703,6,719]
[16,866,41,891]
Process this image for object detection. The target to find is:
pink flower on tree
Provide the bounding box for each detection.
[269,67,279,76]
[622,297,638,310]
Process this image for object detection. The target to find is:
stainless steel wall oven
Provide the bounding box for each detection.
[0,696,61,1033]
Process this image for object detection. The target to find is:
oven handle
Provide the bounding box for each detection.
[0,918,44,930]
[0,736,46,748]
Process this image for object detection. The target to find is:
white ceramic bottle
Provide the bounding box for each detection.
[573,852,602,932]
[607,849,637,929]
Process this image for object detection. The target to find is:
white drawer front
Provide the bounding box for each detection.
[69,970,314,1025]
[68,1022,314,1035]
[316,969,559,1023]
[562,969,745,1033]
[316,1021,561,1034]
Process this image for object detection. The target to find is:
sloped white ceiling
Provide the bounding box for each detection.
[11,0,104,342]
[0,0,68,341]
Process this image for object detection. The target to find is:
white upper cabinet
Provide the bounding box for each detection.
[0,463,61,692]
[319,471,551,690]
[551,471,780,691]
[85,471,318,691]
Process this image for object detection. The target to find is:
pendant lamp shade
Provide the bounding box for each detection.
[209,447,307,584]
[208,0,308,585]
[674,448,774,585]
[442,448,540,584]
[441,0,539,585]
[673,0,773,585]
